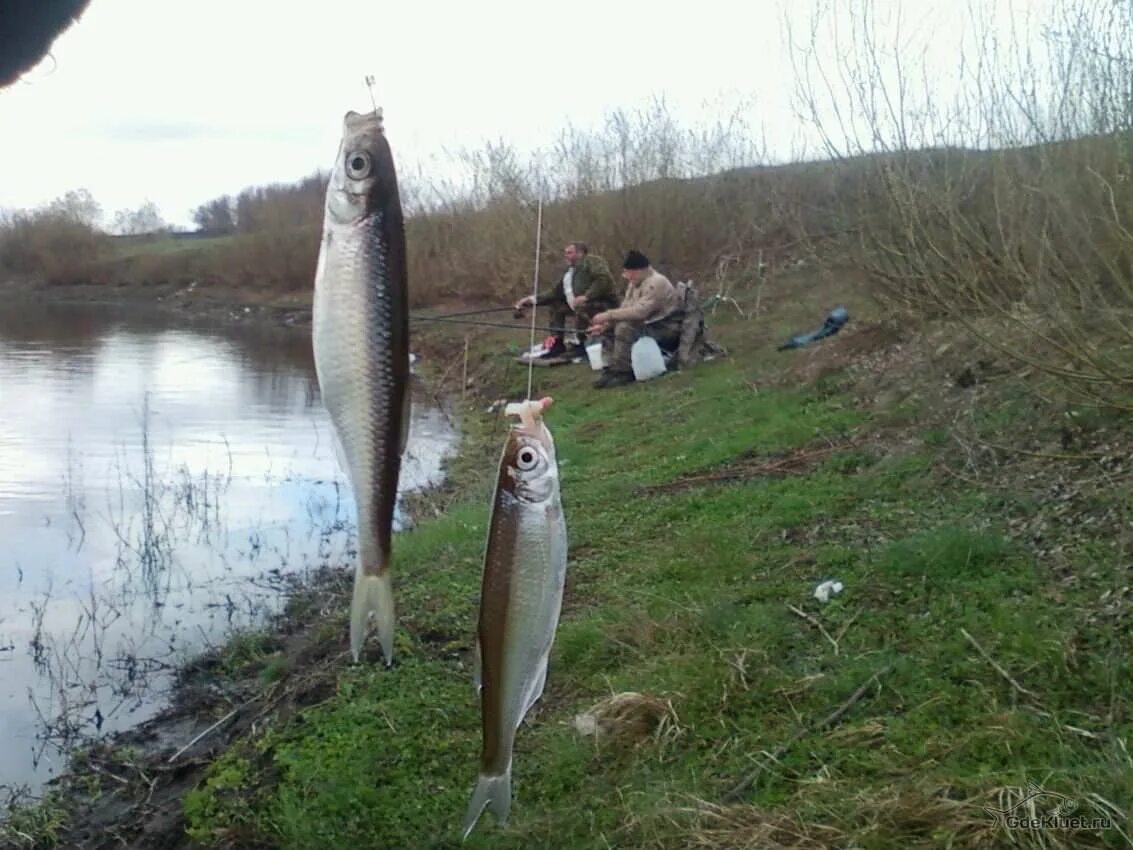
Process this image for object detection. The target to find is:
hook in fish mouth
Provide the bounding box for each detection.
[505,398,555,452]
[505,397,553,428]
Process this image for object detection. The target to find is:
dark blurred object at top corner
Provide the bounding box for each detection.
[1,0,92,89]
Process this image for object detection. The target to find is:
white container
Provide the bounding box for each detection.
[585,341,604,371]
[631,336,666,381]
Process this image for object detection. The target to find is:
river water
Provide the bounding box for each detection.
[0,302,456,796]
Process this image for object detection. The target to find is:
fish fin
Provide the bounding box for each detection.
[461,770,512,841]
[399,382,412,456]
[472,638,482,697]
[518,657,548,725]
[349,571,396,666]
[329,427,351,484]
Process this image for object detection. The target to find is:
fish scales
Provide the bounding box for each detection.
[312,109,410,666]
[463,398,568,839]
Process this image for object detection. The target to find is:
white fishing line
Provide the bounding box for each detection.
[364,74,378,113]
[525,194,543,402]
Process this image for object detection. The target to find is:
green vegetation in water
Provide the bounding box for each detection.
[0,791,69,849]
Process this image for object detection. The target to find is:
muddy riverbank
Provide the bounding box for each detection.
[0,278,314,329]
[27,567,355,850]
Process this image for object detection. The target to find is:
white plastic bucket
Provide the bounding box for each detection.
[631,336,666,381]
[585,342,604,371]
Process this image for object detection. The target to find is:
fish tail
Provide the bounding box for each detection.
[460,769,511,841]
[349,570,396,666]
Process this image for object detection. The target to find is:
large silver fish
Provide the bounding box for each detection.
[463,397,568,840]
[312,109,410,666]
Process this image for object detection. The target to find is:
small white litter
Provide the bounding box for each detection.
[813,579,845,603]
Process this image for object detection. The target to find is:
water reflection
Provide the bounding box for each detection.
[0,303,456,795]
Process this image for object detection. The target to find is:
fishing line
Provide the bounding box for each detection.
[364,74,379,113]
[409,315,576,334]
[525,194,543,401]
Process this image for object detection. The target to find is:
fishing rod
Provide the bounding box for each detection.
[409,314,584,335]
[408,306,518,321]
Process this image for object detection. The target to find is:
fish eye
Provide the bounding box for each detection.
[346,151,372,180]
[516,447,539,471]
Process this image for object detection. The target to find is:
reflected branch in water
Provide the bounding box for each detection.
[0,305,458,796]
[63,437,86,553]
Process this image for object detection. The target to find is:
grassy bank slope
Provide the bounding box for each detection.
[165,270,1132,850]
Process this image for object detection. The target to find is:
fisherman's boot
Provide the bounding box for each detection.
[596,324,638,388]
[594,369,634,389]
[568,334,588,359]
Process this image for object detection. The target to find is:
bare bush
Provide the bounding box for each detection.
[111,200,168,236]
[790,0,1133,407]
[0,191,110,286]
[233,172,326,234]
[3,100,812,304]
[191,195,237,235]
[402,97,796,305]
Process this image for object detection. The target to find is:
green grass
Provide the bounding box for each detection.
[0,791,68,849]
[179,289,1132,848]
[106,234,237,263]
[219,629,279,675]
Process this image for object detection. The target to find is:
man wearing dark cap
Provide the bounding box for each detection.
[515,241,618,359]
[587,250,683,388]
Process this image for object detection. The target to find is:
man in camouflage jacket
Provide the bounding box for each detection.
[515,241,618,358]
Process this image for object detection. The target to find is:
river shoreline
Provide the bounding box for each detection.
[0,279,315,330]
[0,295,478,850]
[26,565,359,850]
[5,270,1129,848]
[24,375,477,849]
[0,280,516,364]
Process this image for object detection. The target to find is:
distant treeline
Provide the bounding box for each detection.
[2,0,1131,406]
[189,173,326,237]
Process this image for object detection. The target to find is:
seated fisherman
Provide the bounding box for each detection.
[514,241,618,358]
[587,250,682,389]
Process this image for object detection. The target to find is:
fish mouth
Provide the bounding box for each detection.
[504,397,556,458]
[505,398,553,430]
[344,108,384,131]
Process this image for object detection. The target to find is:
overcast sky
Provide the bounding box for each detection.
[0,0,1054,229]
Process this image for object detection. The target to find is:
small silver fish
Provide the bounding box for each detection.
[312,108,410,665]
[463,397,568,839]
